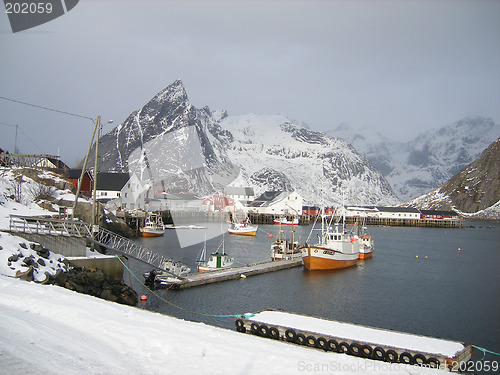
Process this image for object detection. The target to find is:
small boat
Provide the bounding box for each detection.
[197,236,234,273]
[228,216,258,236]
[358,223,374,260]
[270,220,302,261]
[358,235,374,260]
[140,212,165,237]
[143,259,191,288]
[301,207,360,270]
[273,217,299,225]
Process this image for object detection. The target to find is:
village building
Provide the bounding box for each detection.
[94,172,130,203]
[66,169,93,198]
[247,191,303,216]
[34,157,69,172]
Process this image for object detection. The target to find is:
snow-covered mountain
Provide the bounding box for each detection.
[89,80,398,206]
[330,117,500,201]
[403,137,500,219]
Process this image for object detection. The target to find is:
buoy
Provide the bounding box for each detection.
[140,295,147,301]
[458,248,461,252]
[425,256,428,259]
[268,234,273,238]
[416,255,419,258]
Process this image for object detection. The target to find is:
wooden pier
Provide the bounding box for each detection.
[173,259,302,289]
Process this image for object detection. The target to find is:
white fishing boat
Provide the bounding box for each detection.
[301,207,360,270]
[273,217,299,225]
[140,212,165,237]
[197,235,234,273]
[270,219,302,261]
[228,216,258,236]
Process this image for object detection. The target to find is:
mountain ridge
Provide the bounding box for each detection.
[88,80,399,206]
[403,137,500,219]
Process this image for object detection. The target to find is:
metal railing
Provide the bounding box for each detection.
[9,215,177,274]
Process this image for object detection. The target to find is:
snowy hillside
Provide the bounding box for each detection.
[331,117,500,201]
[90,80,399,206]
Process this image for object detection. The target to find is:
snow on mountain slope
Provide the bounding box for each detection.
[218,114,398,206]
[404,137,500,219]
[330,117,500,201]
[90,80,398,206]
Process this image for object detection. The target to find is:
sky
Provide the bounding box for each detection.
[1,0,499,167]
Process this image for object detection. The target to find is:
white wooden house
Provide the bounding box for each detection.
[247,191,303,215]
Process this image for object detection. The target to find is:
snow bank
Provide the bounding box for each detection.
[0,275,450,374]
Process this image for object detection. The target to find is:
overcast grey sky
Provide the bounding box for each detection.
[1,0,499,166]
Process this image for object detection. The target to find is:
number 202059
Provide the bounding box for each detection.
[451,360,498,373]
[5,2,53,14]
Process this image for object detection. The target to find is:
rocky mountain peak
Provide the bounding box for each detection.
[404,137,500,218]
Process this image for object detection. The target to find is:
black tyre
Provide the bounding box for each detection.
[235,319,246,333]
[386,349,398,363]
[360,345,373,358]
[285,329,296,342]
[427,357,440,368]
[306,336,317,347]
[339,342,351,354]
[399,352,414,365]
[350,342,361,356]
[258,324,269,338]
[327,339,339,352]
[250,322,259,335]
[413,354,426,366]
[269,327,280,340]
[316,337,328,351]
[372,346,386,361]
[296,333,307,345]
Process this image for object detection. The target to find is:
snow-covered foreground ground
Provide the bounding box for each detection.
[0,275,449,375]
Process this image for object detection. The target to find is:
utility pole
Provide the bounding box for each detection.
[72,116,100,219]
[92,116,101,227]
[14,124,18,153]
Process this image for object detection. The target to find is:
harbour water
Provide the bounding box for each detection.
[126,221,500,370]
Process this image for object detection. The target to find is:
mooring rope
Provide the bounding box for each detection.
[114,255,254,319]
[257,226,274,236]
[472,345,500,360]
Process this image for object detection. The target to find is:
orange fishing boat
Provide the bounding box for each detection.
[301,207,359,270]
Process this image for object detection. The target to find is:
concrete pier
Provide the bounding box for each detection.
[175,258,302,289]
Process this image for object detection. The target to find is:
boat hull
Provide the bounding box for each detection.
[302,246,358,270]
[358,251,373,260]
[273,219,298,225]
[140,229,165,237]
[228,228,257,236]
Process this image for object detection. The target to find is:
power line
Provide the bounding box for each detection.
[0,95,94,121]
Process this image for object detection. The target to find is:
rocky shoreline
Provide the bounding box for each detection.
[1,233,138,306]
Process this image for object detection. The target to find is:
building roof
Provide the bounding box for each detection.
[42,157,69,170]
[253,191,285,202]
[95,172,130,191]
[67,169,92,180]
[376,206,420,213]
[420,209,458,216]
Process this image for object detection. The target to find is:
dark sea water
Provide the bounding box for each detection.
[125,221,500,371]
